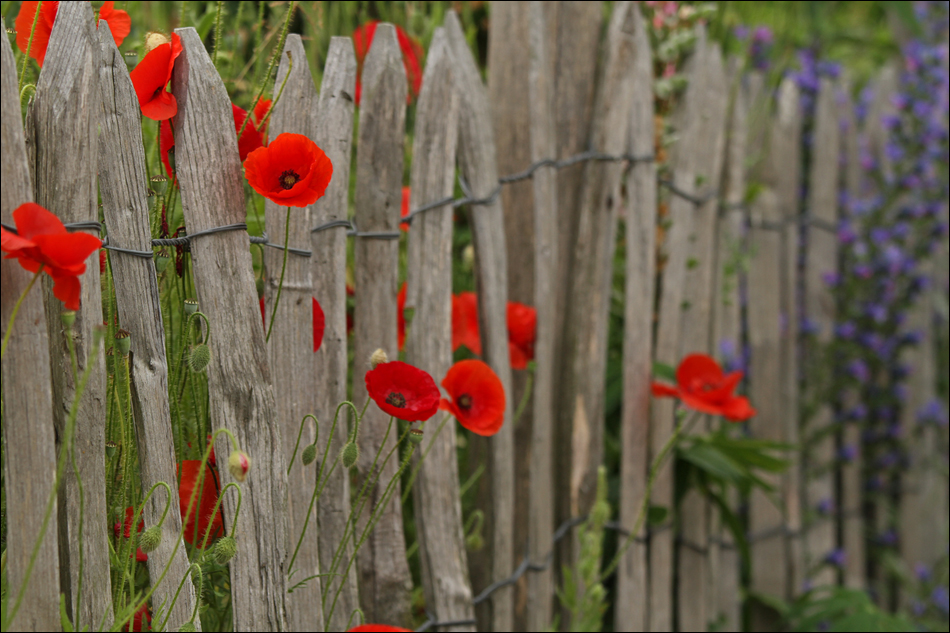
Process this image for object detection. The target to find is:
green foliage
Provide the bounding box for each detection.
[784,587,918,632]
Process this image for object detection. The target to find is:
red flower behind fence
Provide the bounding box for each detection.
[400,186,411,231]
[651,353,756,422]
[440,359,506,437]
[123,604,151,632]
[1,202,102,310]
[352,20,424,105]
[243,133,333,208]
[16,1,130,68]
[397,281,407,351]
[451,292,482,355]
[347,626,412,632]
[507,301,537,370]
[113,507,148,563]
[365,360,441,422]
[177,460,225,547]
[130,32,183,121]
[313,297,325,352]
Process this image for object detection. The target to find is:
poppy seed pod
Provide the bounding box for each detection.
[369,348,388,368]
[213,536,237,565]
[183,299,198,316]
[61,311,76,328]
[342,442,359,469]
[408,428,424,445]
[228,450,251,483]
[115,329,131,356]
[301,443,318,467]
[188,344,211,373]
[155,250,170,273]
[139,526,162,554]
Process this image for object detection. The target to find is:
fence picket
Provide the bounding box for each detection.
[616,6,656,632]
[262,34,324,631]
[444,12,516,631]
[29,3,113,626]
[677,42,729,633]
[171,27,289,631]
[0,29,61,633]
[311,37,360,633]
[96,23,199,631]
[351,23,413,627]
[404,28,475,632]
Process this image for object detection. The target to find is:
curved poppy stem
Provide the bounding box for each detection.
[1,267,43,361]
[265,206,292,344]
[598,408,700,583]
[400,414,452,505]
[197,482,242,554]
[17,1,42,93]
[287,413,319,475]
[157,562,203,633]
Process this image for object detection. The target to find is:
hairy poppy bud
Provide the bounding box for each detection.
[144,31,171,53]
[139,526,162,554]
[301,443,317,467]
[408,428,424,445]
[115,329,131,356]
[369,348,389,368]
[466,533,484,551]
[188,344,211,373]
[184,299,199,316]
[341,442,359,469]
[228,450,251,482]
[155,250,170,273]
[190,565,202,589]
[213,536,237,565]
[61,311,76,328]
[177,622,197,632]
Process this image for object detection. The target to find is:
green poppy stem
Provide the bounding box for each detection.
[1,266,43,361]
[400,413,452,505]
[17,1,42,93]
[265,206,292,344]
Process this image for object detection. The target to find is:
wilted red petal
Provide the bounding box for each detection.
[440,359,506,437]
[313,297,325,352]
[97,1,131,47]
[243,133,333,208]
[365,360,440,422]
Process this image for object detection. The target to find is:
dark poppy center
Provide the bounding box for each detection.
[386,392,407,408]
[279,169,301,190]
[457,394,473,411]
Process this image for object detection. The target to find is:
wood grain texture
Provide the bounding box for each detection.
[404,29,474,632]
[803,77,840,588]
[445,12,516,631]
[171,27,289,631]
[311,37,359,633]
[96,23,199,631]
[0,29,61,633]
[526,3,559,630]
[351,24,412,628]
[29,4,113,627]
[615,7,656,632]
[676,42,728,633]
[648,28,706,633]
[260,35,324,632]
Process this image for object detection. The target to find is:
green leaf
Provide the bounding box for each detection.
[680,442,745,483]
[707,489,750,566]
[653,362,677,383]
[648,505,669,527]
[59,593,75,632]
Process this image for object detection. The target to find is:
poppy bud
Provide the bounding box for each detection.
[115,329,131,356]
[228,450,251,482]
[408,428,424,445]
[212,536,237,565]
[61,311,76,328]
[184,299,199,316]
[155,250,170,273]
[178,622,197,632]
[466,533,484,551]
[144,31,171,53]
[139,526,162,554]
[462,244,475,270]
[301,443,318,466]
[188,344,211,373]
[369,348,388,368]
[341,442,359,469]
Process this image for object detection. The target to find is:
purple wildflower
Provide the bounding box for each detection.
[825,548,847,568]
[848,359,871,383]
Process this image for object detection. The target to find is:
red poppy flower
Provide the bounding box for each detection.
[177,460,225,547]
[99,249,107,276]
[259,296,266,329]
[400,187,411,232]
[651,354,756,422]
[365,360,440,422]
[96,2,131,46]
[507,302,537,370]
[1,202,102,310]
[252,97,272,142]
[440,359,506,437]
[397,282,407,351]
[348,626,412,632]
[130,33,183,120]
[313,297,325,352]
[123,604,151,632]
[114,507,148,563]
[352,21,424,105]
[16,2,130,68]
[159,119,175,180]
[243,133,333,208]
[451,292,482,355]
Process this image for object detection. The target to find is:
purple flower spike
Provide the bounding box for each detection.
[915,563,932,583]
[933,586,949,616]
[825,548,847,568]
[839,444,859,463]
[848,359,871,383]
[836,322,857,339]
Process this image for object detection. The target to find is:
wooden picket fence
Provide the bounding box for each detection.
[1,2,947,632]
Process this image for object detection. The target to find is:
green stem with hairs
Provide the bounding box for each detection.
[212,1,225,68]
[240,1,295,142]
[401,414,451,504]
[17,1,42,93]
[265,206,292,344]
[197,483,242,553]
[114,353,137,606]
[157,563,203,632]
[1,267,42,361]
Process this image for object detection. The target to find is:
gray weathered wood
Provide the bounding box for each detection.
[676,42,729,633]
[803,77,840,588]
[351,23,413,628]
[404,29,474,633]
[172,27,289,631]
[648,28,706,633]
[615,7,655,632]
[311,37,360,633]
[0,29,61,633]
[261,34,325,632]
[96,23,199,631]
[29,3,113,626]
[445,12,516,631]
[526,3,559,630]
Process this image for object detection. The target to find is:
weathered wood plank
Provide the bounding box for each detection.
[0,28,61,633]
[351,23,413,628]
[615,6,655,632]
[29,3,113,626]
[803,77,840,588]
[171,27,289,631]
[445,12,516,631]
[526,3,559,630]
[404,28,474,633]
[311,37,359,633]
[96,23,199,631]
[648,27,706,632]
[677,42,729,633]
[261,34,324,632]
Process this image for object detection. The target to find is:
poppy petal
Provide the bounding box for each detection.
[441,360,506,437]
[676,354,723,389]
[651,383,679,398]
[16,1,57,67]
[97,2,131,47]
[13,202,67,239]
[32,232,102,268]
[722,396,757,422]
[365,360,441,422]
[313,297,325,352]
[49,274,81,310]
